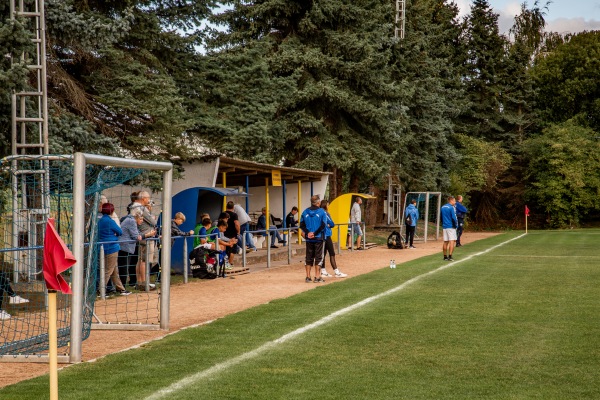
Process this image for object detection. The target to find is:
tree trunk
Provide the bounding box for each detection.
[366,184,385,225]
[348,172,359,193]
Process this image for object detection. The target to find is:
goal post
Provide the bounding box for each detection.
[0,153,173,364]
[71,153,173,363]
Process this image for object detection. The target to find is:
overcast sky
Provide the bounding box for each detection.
[454,0,600,34]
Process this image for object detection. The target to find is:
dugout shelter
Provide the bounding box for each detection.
[170,157,330,272]
[329,193,377,249]
[171,187,248,272]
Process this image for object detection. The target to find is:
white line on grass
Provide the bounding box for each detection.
[494,255,600,258]
[145,233,527,400]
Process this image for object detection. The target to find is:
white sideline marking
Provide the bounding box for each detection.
[494,255,600,258]
[145,233,527,400]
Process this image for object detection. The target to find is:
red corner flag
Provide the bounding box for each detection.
[525,205,530,217]
[43,218,76,294]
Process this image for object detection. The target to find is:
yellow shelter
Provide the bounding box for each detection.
[329,193,376,249]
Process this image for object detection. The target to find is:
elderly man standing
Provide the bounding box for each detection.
[300,195,328,283]
[130,191,157,290]
[350,197,363,250]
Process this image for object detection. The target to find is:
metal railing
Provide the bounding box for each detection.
[175,221,367,282]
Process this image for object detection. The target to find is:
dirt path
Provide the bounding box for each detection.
[0,232,499,388]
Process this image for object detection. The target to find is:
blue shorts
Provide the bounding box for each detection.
[351,223,363,236]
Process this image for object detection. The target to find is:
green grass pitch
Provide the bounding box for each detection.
[2,230,600,399]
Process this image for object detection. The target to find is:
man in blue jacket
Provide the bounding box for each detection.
[300,195,328,283]
[455,195,468,247]
[404,199,419,248]
[441,196,458,261]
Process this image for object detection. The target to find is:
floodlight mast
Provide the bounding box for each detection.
[395,0,406,39]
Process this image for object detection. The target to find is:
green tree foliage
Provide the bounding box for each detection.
[206,0,403,187]
[501,1,548,151]
[391,0,463,192]
[493,2,547,220]
[1,0,218,160]
[45,0,212,160]
[532,31,600,133]
[524,120,600,227]
[458,0,508,142]
[449,134,511,224]
[192,42,298,163]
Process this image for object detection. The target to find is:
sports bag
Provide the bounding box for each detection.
[189,247,218,279]
[387,231,404,249]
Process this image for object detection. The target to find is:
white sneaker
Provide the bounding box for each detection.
[320,269,332,277]
[9,295,29,305]
[149,283,156,289]
[334,269,348,278]
[0,310,11,320]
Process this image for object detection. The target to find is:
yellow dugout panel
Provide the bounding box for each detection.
[329,193,376,249]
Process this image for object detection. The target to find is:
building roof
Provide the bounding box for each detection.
[215,156,331,187]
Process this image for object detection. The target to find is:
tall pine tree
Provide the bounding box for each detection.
[205,0,403,189]
[458,0,507,142]
[390,0,464,192]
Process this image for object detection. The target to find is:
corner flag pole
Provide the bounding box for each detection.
[525,205,530,233]
[48,289,58,400]
[43,218,76,400]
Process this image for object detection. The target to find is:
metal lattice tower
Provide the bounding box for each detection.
[395,0,406,39]
[10,0,50,282]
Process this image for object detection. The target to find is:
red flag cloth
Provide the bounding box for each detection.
[525,205,530,217]
[43,218,75,294]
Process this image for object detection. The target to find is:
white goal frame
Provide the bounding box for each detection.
[0,153,172,364]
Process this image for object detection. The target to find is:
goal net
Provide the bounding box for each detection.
[0,153,172,362]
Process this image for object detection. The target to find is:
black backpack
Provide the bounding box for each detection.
[387,231,404,249]
[189,247,218,279]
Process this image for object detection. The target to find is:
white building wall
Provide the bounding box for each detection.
[244,176,329,219]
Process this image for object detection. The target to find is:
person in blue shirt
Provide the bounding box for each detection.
[455,195,468,247]
[300,195,328,283]
[319,200,348,278]
[98,203,130,295]
[441,196,458,261]
[404,199,419,249]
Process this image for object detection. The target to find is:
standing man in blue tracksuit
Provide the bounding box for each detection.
[455,195,468,247]
[300,195,328,283]
[404,199,419,248]
[441,196,458,261]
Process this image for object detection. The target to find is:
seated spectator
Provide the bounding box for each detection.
[224,201,241,266]
[0,272,29,320]
[195,217,216,249]
[284,206,299,243]
[212,212,230,227]
[257,207,285,248]
[171,212,194,245]
[216,219,237,268]
[286,206,299,228]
